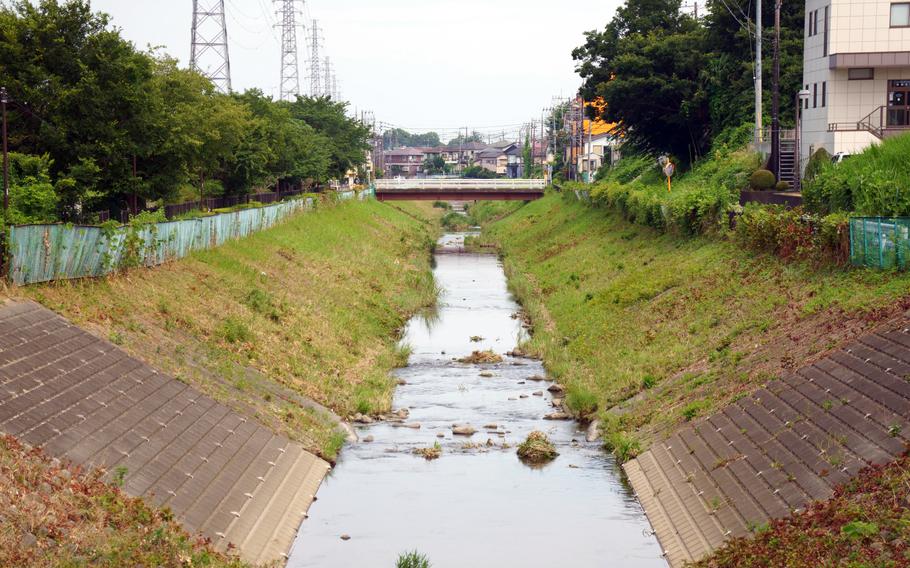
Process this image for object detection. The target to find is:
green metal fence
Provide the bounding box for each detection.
[849,217,910,270]
[8,197,314,286]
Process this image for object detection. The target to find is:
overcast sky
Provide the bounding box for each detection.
[88,0,620,141]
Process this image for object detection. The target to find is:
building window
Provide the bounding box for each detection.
[823,6,829,56]
[822,81,827,107]
[813,83,818,108]
[891,3,910,27]
[805,84,810,109]
[848,67,875,80]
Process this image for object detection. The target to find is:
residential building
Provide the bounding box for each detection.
[801,0,910,174]
[578,131,621,182]
[382,147,426,178]
[475,147,508,175]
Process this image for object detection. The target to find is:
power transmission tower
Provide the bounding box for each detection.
[323,56,332,98]
[306,20,322,97]
[276,0,303,101]
[190,0,232,93]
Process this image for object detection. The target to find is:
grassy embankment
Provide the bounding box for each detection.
[481,193,910,459]
[0,434,245,567]
[19,199,440,460]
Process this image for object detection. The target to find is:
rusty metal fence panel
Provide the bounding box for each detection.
[8,197,314,286]
[849,217,910,270]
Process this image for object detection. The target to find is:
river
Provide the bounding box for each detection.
[288,232,663,568]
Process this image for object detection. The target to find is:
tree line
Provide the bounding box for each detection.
[573,0,803,164]
[0,0,371,223]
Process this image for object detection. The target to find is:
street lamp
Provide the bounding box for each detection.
[794,88,811,191]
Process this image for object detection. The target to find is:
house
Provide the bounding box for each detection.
[475,147,507,175]
[801,0,910,174]
[382,147,426,178]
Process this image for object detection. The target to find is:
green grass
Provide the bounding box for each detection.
[22,199,440,459]
[484,193,910,456]
[397,551,432,568]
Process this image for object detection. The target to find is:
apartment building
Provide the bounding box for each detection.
[801,0,910,170]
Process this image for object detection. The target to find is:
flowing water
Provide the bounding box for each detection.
[289,233,663,568]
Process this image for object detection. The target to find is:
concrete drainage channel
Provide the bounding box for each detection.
[0,300,330,565]
[289,233,663,567]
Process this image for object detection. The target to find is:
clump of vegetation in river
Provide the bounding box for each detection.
[24,200,440,461]
[457,350,503,364]
[0,435,246,568]
[414,442,442,461]
[517,431,559,464]
[484,193,910,459]
[396,551,432,568]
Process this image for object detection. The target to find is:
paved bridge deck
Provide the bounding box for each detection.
[0,300,329,565]
[625,316,910,567]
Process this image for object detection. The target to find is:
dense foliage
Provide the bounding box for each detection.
[573,0,804,162]
[577,124,759,234]
[0,0,369,222]
[804,134,910,217]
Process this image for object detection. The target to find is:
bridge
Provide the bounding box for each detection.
[374,178,546,201]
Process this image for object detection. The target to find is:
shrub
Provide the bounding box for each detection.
[775,180,791,191]
[734,204,850,264]
[803,147,831,184]
[749,169,776,190]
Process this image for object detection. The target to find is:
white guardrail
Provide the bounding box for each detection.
[374,178,546,190]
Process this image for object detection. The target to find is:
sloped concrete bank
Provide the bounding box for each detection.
[625,316,910,566]
[0,300,330,565]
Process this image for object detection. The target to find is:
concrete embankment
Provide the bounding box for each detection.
[0,300,330,564]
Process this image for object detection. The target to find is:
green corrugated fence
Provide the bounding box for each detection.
[849,217,910,270]
[8,197,314,286]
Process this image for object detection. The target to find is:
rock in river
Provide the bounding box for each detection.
[544,412,572,420]
[452,425,477,436]
[547,383,566,395]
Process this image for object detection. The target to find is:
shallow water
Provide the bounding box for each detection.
[289,233,663,568]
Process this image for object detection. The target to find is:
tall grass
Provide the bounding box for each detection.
[804,133,910,216]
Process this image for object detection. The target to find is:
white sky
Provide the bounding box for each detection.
[88,0,620,141]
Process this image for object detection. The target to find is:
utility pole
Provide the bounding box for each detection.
[1,87,8,215]
[769,0,782,179]
[755,0,763,147]
[307,19,322,97]
[190,0,232,93]
[276,0,303,102]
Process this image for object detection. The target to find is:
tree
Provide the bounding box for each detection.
[447,131,485,147]
[422,155,447,175]
[573,0,804,162]
[382,128,440,149]
[522,138,532,178]
[288,96,371,180]
[463,165,496,179]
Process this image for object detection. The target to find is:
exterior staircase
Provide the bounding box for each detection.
[779,139,797,188]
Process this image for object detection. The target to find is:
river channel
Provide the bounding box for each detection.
[289,232,663,567]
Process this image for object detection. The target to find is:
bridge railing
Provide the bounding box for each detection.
[375,178,546,191]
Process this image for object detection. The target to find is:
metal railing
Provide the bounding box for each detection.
[827,105,910,139]
[375,178,546,191]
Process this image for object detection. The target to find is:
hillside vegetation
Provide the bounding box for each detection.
[484,193,910,458]
[0,434,244,567]
[20,200,439,460]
